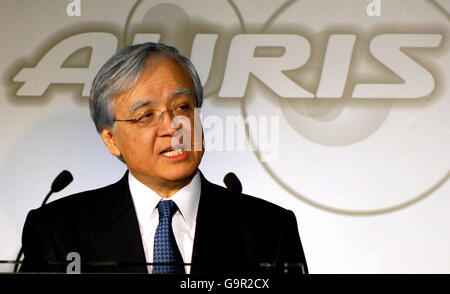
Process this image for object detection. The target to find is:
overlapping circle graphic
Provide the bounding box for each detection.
[124,0,449,215]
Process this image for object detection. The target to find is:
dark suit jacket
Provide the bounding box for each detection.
[20,171,308,274]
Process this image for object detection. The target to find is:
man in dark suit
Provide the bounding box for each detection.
[19,42,308,274]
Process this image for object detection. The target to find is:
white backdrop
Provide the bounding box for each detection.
[0,0,449,273]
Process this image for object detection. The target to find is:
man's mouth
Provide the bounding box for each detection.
[160,147,184,157]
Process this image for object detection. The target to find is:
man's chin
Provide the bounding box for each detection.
[159,166,197,184]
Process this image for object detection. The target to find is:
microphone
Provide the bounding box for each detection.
[223,172,242,194]
[41,170,73,206]
[14,170,74,273]
[51,170,73,193]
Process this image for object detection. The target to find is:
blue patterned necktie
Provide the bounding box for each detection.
[153,200,185,274]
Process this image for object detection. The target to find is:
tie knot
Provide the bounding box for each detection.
[157,200,178,220]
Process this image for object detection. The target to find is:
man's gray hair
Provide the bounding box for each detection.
[89,42,203,133]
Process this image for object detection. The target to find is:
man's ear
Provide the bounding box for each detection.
[100,128,122,157]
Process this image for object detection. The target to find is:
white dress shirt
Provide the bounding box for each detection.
[128,171,201,274]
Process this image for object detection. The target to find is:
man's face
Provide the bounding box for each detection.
[101,56,204,190]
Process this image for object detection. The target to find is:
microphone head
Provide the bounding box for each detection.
[223,172,242,194]
[51,170,73,192]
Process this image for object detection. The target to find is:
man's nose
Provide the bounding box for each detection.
[156,110,178,136]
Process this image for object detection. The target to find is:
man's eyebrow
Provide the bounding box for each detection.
[128,99,153,112]
[127,88,192,112]
[170,87,192,97]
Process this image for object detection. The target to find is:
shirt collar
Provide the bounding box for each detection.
[128,171,201,226]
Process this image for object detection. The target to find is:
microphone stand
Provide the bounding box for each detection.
[13,170,73,273]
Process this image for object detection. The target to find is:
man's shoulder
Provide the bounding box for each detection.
[203,177,299,243]
[28,175,126,220]
[204,177,292,219]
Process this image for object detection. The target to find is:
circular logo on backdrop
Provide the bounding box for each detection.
[124,0,449,215]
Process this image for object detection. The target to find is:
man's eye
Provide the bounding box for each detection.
[137,112,154,122]
[177,103,191,111]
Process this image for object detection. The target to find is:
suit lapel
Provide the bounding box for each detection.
[191,173,250,274]
[89,172,147,273]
